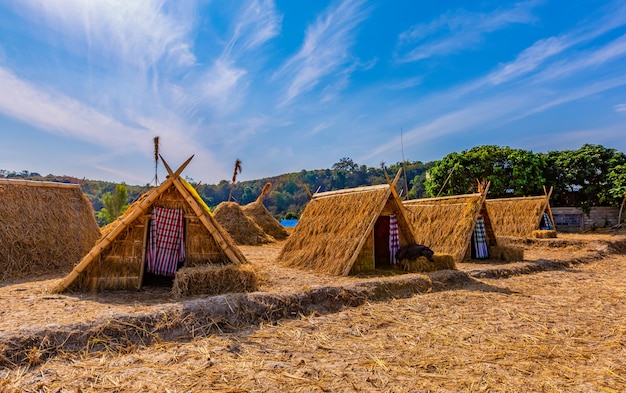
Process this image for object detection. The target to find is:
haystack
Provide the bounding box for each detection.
[0,179,100,282]
[53,156,248,292]
[403,192,499,264]
[276,180,417,276]
[486,188,555,238]
[213,201,274,245]
[242,183,289,240]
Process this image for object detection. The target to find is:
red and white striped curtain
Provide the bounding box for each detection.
[389,214,400,265]
[147,206,186,276]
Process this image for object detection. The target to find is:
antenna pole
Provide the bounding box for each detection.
[400,128,409,199]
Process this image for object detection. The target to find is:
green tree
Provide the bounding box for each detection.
[97,183,129,226]
[425,146,545,197]
[543,144,626,210]
[608,164,626,223]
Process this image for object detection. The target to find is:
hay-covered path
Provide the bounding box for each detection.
[1,233,625,391]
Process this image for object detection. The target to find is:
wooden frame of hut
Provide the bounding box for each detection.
[402,189,498,264]
[486,187,555,238]
[53,156,247,292]
[276,173,417,276]
[0,178,100,282]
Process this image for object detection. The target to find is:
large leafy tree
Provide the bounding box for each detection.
[543,144,626,210]
[424,145,546,197]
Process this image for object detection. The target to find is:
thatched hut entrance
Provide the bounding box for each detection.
[373,216,392,268]
[277,182,416,276]
[54,157,248,292]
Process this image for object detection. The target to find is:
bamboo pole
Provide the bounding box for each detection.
[137,216,150,289]
[0,178,80,188]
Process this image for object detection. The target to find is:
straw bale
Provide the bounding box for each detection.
[532,229,557,239]
[242,199,289,240]
[278,185,406,276]
[213,202,274,245]
[171,264,259,299]
[400,253,456,273]
[0,180,100,281]
[486,196,549,238]
[403,194,483,264]
[488,245,524,262]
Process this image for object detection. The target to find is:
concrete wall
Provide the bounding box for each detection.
[552,206,620,231]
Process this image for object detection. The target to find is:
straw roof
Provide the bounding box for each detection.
[486,194,553,238]
[0,178,100,281]
[276,184,416,276]
[241,183,289,241]
[53,156,247,292]
[403,193,496,264]
[214,202,275,245]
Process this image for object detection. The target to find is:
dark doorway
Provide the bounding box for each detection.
[374,216,391,269]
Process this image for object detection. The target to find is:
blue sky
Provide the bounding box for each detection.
[0,0,625,185]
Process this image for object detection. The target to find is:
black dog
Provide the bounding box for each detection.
[395,243,435,262]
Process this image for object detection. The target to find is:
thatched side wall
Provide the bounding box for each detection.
[486,196,547,238]
[69,184,244,291]
[214,202,274,245]
[0,179,100,281]
[403,194,483,264]
[277,186,390,276]
[242,200,289,240]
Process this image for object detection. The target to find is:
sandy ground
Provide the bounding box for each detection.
[1,233,625,391]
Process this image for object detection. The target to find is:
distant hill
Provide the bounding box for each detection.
[0,159,434,220]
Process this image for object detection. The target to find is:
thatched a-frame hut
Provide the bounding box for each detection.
[486,188,556,238]
[54,156,247,292]
[276,182,416,276]
[402,191,497,264]
[242,183,289,241]
[213,201,275,245]
[0,178,100,282]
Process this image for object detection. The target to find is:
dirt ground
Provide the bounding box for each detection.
[1,232,625,392]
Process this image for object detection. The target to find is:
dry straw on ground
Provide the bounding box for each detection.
[1,234,625,392]
[532,229,558,238]
[172,263,259,299]
[213,202,275,245]
[0,179,100,281]
[399,253,456,273]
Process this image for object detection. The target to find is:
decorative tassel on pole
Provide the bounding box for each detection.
[153,136,160,186]
[228,159,242,202]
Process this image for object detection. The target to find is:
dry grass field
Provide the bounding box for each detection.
[1,232,625,392]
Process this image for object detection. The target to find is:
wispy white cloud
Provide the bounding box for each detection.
[223,0,282,59]
[615,103,626,112]
[395,1,538,63]
[275,0,370,105]
[0,66,219,164]
[13,0,198,72]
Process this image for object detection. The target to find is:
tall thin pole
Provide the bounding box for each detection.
[400,128,409,199]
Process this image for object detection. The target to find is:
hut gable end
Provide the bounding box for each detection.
[54,157,247,292]
[276,184,416,276]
